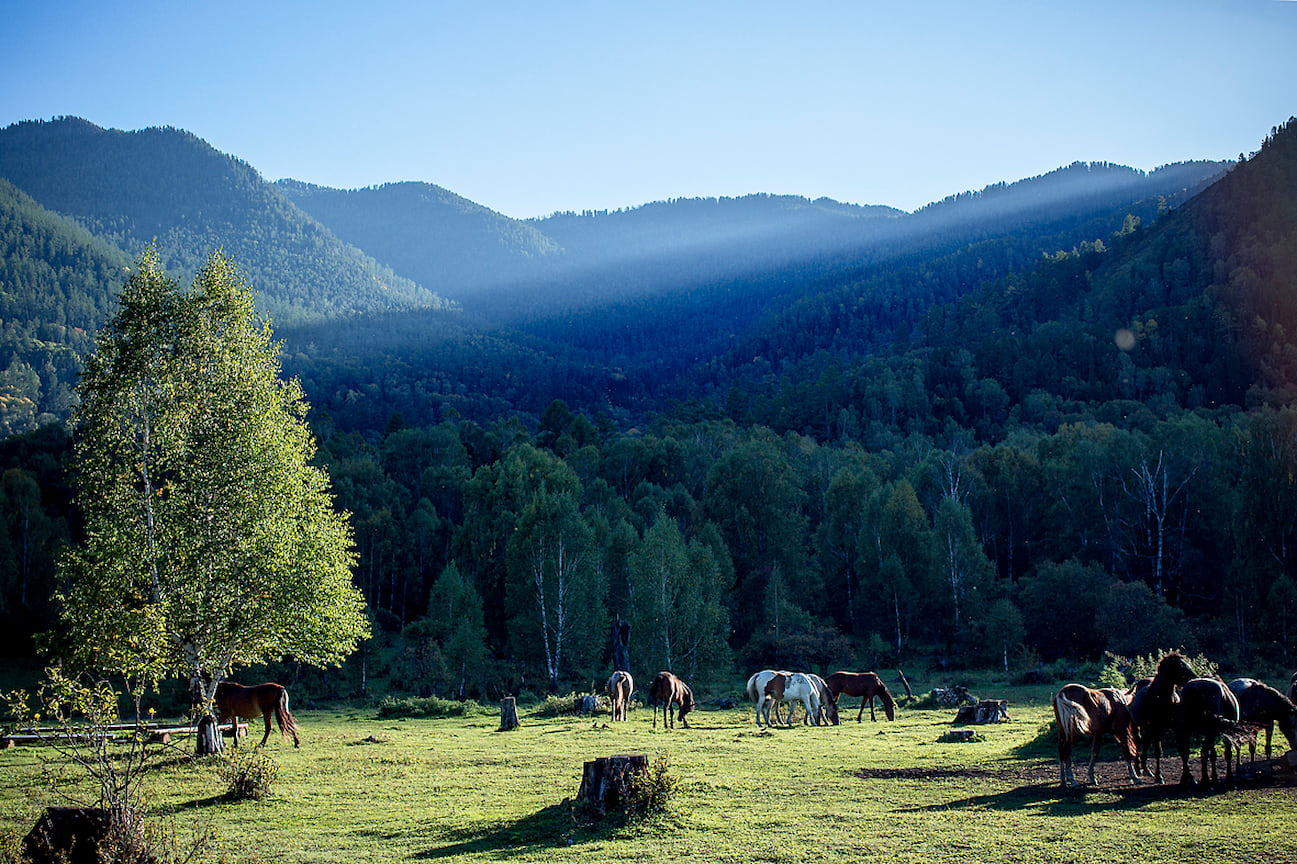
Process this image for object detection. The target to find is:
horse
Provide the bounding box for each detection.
[1176,677,1246,789]
[1052,683,1140,787]
[606,671,633,722]
[825,671,896,722]
[746,670,789,727]
[648,671,694,729]
[1287,671,1297,704]
[1127,651,1196,783]
[1227,677,1297,760]
[762,672,827,727]
[804,673,840,726]
[215,681,300,748]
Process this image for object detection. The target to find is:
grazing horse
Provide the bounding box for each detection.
[1176,677,1245,788]
[825,671,896,722]
[215,681,300,748]
[762,672,827,727]
[1127,652,1197,783]
[606,671,633,722]
[1052,684,1140,787]
[804,673,840,726]
[648,671,694,729]
[746,669,792,727]
[1227,677,1297,760]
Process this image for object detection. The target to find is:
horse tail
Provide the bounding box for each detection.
[276,687,300,748]
[1054,691,1091,740]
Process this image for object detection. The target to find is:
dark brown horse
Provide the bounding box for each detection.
[1227,677,1297,760]
[648,671,694,729]
[825,671,896,722]
[1176,677,1245,788]
[1053,684,1140,787]
[215,681,300,748]
[1127,652,1196,783]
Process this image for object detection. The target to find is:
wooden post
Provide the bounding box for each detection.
[896,669,913,700]
[195,715,223,756]
[576,754,648,816]
[498,697,520,731]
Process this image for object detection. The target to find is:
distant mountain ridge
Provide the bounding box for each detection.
[0,118,449,325]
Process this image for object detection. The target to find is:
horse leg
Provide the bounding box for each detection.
[1058,737,1073,787]
[869,696,877,723]
[260,712,273,748]
[1086,735,1102,785]
[1264,723,1272,759]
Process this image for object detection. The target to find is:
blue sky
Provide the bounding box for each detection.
[3,0,1294,219]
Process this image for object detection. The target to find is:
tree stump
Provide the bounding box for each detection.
[953,699,1009,724]
[498,697,520,731]
[23,807,114,864]
[576,754,648,816]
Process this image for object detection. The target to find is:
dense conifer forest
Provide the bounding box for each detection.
[1,115,1294,701]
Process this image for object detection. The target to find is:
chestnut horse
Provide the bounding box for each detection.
[1127,652,1196,783]
[215,681,300,748]
[648,671,694,729]
[606,671,633,722]
[825,671,896,722]
[1227,678,1297,761]
[1053,683,1140,787]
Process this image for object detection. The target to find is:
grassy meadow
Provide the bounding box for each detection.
[2,684,1294,864]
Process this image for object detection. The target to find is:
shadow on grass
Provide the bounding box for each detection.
[413,800,603,859]
[898,779,1189,815]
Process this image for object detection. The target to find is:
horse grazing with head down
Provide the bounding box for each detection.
[1127,651,1197,783]
[215,681,300,748]
[606,671,633,722]
[1053,683,1140,787]
[648,671,694,729]
[804,673,840,726]
[1227,678,1297,761]
[825,671,896,722]
[1176,677,1246,789]
[761,672,829,727]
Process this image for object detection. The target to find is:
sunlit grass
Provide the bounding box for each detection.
[2,687,1294,863]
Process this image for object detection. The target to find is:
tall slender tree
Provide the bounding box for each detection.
[56,248,368,753]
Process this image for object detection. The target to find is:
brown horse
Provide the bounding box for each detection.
[648,671,694,729]
[215,681,300,748]
[1227,678,1297,761]
[1127,652,1197,783]
[825,671,896,722]
[1053,684,1140,787]
[606,670,633,722]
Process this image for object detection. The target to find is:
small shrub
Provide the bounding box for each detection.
[375,695,492,719]
[626,754,680,818]
[221,748,278,801]
[1100,649,1218,689]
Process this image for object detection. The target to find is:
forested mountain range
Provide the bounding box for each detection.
[4,113,1296,700]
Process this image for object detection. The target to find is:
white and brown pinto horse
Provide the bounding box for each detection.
[746,669,791,727]
[649,671,695,729]
[761,672,829,728]
[606,671,633,722]
[1053,683,1140,787]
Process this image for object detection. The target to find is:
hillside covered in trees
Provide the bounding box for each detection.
[0,114,1293,702]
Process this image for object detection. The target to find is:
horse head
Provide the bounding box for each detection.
[1156,652,1197,688]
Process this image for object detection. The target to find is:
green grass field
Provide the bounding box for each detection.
[3,687,1294,864]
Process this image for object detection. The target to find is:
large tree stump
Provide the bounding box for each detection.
[953,699,1009,725]
[576,754,648,816]
[498,697,520,731]
[23,807,114,864]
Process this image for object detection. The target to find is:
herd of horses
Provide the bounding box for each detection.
[218,656,1297,795]
[602,668,898,731]
[1052,654,1297,789]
